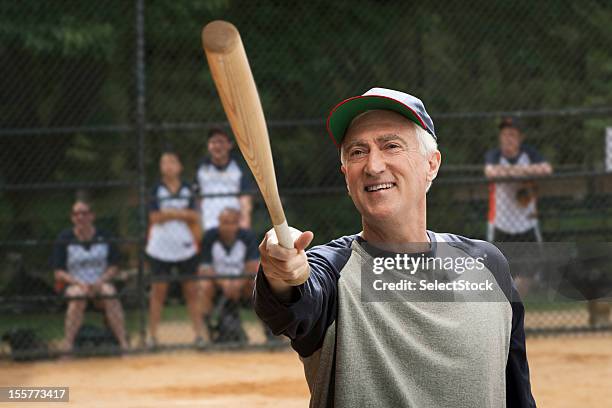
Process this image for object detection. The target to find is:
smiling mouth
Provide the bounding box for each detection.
[364,182,396,192]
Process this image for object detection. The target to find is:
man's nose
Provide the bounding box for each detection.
[364,148,386,175]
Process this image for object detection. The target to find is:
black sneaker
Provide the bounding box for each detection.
[215,308,247,344]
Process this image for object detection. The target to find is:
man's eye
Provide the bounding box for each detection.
[386,143,401,150]
[350,150,365,157]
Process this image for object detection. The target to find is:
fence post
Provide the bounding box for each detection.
[135,0,147,348]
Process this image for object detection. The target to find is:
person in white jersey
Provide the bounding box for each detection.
[194,128,254,231]
[199,208,259,343]
[52,199,129,352]
[146,151,205,347]
[484,116,553,243]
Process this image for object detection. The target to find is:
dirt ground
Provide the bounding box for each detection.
[0,335,611,407]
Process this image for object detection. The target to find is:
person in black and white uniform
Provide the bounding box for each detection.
[484,116,553,242]
[146,151,205,346]
[194,128,254,231]
[199,208,259,342]
[52,199,128,352]
[485,117,553,297]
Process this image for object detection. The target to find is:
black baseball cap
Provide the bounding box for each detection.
[207,127,230,140]
[499,116,524,132]
[326,87,436,147]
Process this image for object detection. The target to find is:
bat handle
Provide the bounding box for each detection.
[273,220,294,249]
[273,220,310,286]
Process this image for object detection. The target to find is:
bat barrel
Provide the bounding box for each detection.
[202,21,240,54]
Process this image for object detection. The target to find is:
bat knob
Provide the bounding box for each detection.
[202,20,240,54]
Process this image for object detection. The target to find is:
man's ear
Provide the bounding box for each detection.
[426,151,442,182]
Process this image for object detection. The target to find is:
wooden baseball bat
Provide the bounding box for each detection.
[202,20,307,285]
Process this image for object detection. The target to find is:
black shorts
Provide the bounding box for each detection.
[148,255,199,279]
[493,227,539,242]
[494,228,541,279]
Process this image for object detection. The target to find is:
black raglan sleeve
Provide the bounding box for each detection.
[485,148,502,165]
[506,290,537,408]
[523,144,546,164]
[51,230,70,270]
[480,240,537,408]
[253,236,353,357]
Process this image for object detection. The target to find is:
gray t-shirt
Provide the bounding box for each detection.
[254,231,535,408]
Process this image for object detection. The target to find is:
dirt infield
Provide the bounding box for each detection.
[1,335,610,407]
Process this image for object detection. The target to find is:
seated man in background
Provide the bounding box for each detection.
[146,150,205,348]
[199,207,259,343]
[52,199,128,352]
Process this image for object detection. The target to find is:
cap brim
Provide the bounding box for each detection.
[326,95,428,147]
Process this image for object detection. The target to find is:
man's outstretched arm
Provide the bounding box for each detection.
[254,230,350,357]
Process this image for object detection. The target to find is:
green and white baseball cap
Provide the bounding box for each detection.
[326,87,436,147]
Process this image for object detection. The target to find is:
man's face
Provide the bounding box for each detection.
[218,210,240,242]
[71,201,94,230]
[160,153,182,178]
[499,127,522,158]
[340,110,440,223]
[207,133,233,164]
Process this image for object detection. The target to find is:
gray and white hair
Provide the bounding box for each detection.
[413,122,438,157]
[413,123,439,193]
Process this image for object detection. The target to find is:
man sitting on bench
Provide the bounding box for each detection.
[52,199,128,352]
[199,208,259,343]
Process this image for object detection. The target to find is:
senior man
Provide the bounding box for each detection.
[253,88,535,408]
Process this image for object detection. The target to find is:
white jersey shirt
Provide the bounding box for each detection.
[146,181,198,262]
[200,228,259,276]
[52,229,119,284]
[194,157,253,230]
[485,145,545,234]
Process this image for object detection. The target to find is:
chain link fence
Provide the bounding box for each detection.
[1,0,611,360]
